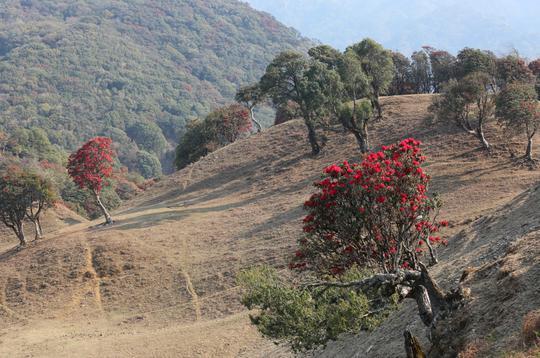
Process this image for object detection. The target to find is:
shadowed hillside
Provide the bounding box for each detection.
[0,95,539,357]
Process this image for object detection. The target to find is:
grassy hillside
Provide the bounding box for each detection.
[0,95,539,357]
[0,0,314,174]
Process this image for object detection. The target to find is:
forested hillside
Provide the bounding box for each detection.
[0,0,314,174]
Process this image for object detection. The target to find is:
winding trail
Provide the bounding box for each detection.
[84,245,104,313]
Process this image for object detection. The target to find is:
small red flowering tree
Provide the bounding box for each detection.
[240,139,467,353]
[207,104,252,145]
[295,138,446,275]
[67,137,115,224]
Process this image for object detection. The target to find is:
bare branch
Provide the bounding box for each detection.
[302,270,421,292]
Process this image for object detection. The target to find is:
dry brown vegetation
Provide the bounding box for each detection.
[0,95,539,357]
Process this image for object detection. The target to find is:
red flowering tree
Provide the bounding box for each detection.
[207,104,252,145]
[67,137,115,224]
[240,139,467,354]
[293,138,447,275]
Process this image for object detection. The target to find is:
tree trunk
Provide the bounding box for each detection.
[360,122,370,152]
[371,97,383,120]
[416,262,448,322]
[94,191,113,225]
[305,121,321,155]
[404,330,427,358]
[412,285,434,326]
[33,219,43,240]
[352,130,369,153]
[526,135,534,161]
[16,222,27,246]
[476,118,490,151]
[250,107,262,133]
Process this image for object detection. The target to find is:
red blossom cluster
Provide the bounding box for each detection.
[291,138,448,275]
[212,104,252,144]
[66,137,115,194]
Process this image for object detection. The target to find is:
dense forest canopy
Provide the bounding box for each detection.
[0,0,315,175]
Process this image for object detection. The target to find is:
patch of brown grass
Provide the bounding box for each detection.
[458,339,488,358]
[523,310,540,346]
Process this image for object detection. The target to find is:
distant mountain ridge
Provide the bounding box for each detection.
[0,0,315,174]
[245,0,540,58]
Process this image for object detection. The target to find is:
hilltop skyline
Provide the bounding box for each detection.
[244,0,540,58]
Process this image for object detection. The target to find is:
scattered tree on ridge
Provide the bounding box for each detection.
[410,50,432,94]
[348,38,394,119]
[336,50,372,152]
[0,172,31,246]
[235,84,265,132]
[431,69,496,151]
[528,59,540,76]
[207,104,252,145]
[21,171,56,240]
[496,82,540,160]
[67,137,115,225]
[426,48,456,93]
[240,139,466,353]
[496,55,535,89]
[389,51,413,95]
[307,45,342,70]
[529,58,540,99]
[175,104,252,169]
[455,48,497,79]
[0,169,55,245]
[259,51,342,154]
[459,72,496,150]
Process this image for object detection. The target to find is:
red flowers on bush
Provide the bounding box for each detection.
[291,138,447,275]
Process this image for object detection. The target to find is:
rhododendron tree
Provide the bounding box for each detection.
[240,139,467,354]
[67,137,115,224]
[293,138,446,275]
[496,82,540,161]
[207,104,252,145]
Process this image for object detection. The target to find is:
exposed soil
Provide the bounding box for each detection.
[0,94,539,357]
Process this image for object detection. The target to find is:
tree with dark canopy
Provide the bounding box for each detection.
[259,51,342,155]
[0,169,55,245]
[389,51,413,95]
[348,39,394,119]
[496,82,540,160]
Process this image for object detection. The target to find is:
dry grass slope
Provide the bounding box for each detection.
[0,95,539,357]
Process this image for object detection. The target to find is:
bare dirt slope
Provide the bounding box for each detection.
[0,95,539,357]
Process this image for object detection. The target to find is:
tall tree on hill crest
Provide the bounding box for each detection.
[348,38,394,119]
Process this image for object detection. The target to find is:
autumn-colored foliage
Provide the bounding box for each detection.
[209,104,252,145]
[292,138,447,275]
[67,137,114,194]
[175,104,252,169]
[67,137,115,224]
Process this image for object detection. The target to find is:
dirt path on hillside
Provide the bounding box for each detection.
[1,95,539,357]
